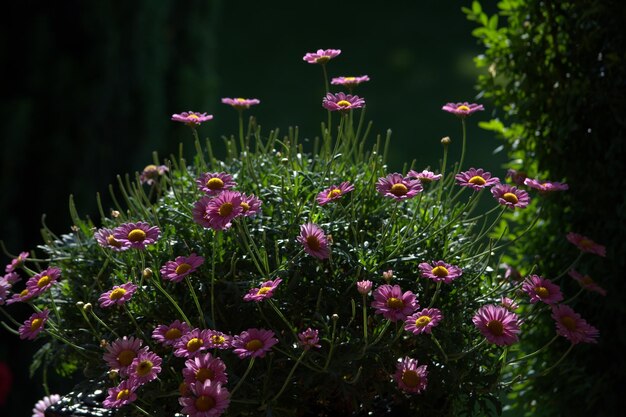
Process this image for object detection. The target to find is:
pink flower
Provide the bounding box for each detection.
[205,330,233,350]
[522,275,563,305]
[178,379,230,417]
[394,357,428,394]
[5,287,36,305]
[418,261,463,284]
[18,309,49,340]
[568,269,606,296]
[139,164,168,185]
[5,251,28,273]
[298,328,321,350]
[491,184,530,209]
[0,281,9,305]
[32,394,61,417]
[371,284,418,322]
[152,320,191,347]
[221,97,260,110]
[303,49,341,64]
[404,308,443,335]
[441,102,484,117]
[196,172,237,196]
[25,267,61,298]
[407,169,442,184]
[316,181,355,205]
[183,353,228,386]
[193,192,243,231]
[128,350,162,385]
[376,173,423,201]
[174,329,213,358]
[160,253,205,283]
[551,304,599,344]
[103,336,147,377]
[171,111,213,126]
[297,223,330,260]
[94,227,126,251]
[506,169,528,186]
[98,282,138,308]
[523,178,569,192]
[330,75,370,88]
[472,304,521,346]
[322,92,365,112]
[503,264,522,281]
[113,222,160,250]
[232,328,278,359]
[239,193,262,217]
[102,379,138,409]
[500,297,519,311]
[566,232,606,257]
[1,271,21,286]
[243,278,282,302]
[456,168,500,190]
[356,280,373,295]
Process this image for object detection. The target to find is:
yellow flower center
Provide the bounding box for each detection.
[345,77,356,81]
[580,275,594,285]
[128,229,146,242]
[211,335,226,345]
[136,360,153,377]
[116,389,131,401]
[468,175,486,186]
[387,297,404,309]
[415,316,431,327]
[218,202,233,217]
[420,177,433,183]
[502,192,519,204]
[401,370,421,387]
[256,286,272,296]
[187,337,204,352]
[241,202,250,212]
[315,56,330,64]
[535,286,549,299]
[187,114,200,120]
[195,395,216,411]
[109,288,127,300]
[37,275,51,288]
[175,263,192,275]
[306,235,321,251]
[206,178,225,190]
[336,100,351,107]
[579,238,594,249]
[31,318,44,330]
[327,189,342,199]
[196,368,215,382]
[390,183,408,196]
[20,289,29,297]
[165,328,182,340]
[143,164,157,171]
[560,316,577,331]
[457,105,471,111]
[236,98,246,102]
[117,349,136,367]
[431,266,449,278]
[245,339,264,351]
[486,320,504,336]
[107,235,122,248]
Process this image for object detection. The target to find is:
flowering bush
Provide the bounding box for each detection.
[0,49,605,417]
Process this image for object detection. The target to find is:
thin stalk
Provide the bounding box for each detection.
[231,358,256,396]
[185,276,206,328]
[323,316,339,371]
[271,350,307,403]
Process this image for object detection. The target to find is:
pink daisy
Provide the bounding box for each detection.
[171,111,213,126]
[232,328,278,359]
[94,227,126,251]
[298,328,321,350]
[523,178,569,193]
[331,75,370,88]
[174,328,213,358]
[113,222,160,250]
[394,357,428,394]
[205,330,233,350]
[239,193,262,217]
[18,309,49,340]
[160,253,205,283]
[568,269,606,296]
[32,394,61,417]
[128,350,162,385]
[407,169,443,184]
[551,304,599,345]
[472,304,521,346]
[139,164,168,185]
[196,172,237,196]
[376,173,423,201]
[322,92,366,113]
[25,267,61,298]
[566,232,606,257]
[371,284,419,322]
[182,353,229,386]
[103,336,147,377]
[1,271,21,286]
[506,169,528,186]
[441,102,484,117]
[356,280,373,295]
[102,379,138,409]
[303,48,341,64]
[0,281,9,305]
[243,278,282,302]
[152,320,191,347]
[297,223,330,260]
[193,191,244,231]
[418,261,463,284]
[500,297,519,312]
[491,184,530,209]
[98,282,138,308]
[5,251,28,273]
[178,379,230,417]
[6,287,37,305]
[221,97,260,110]
[522,275,563,305]
[404,308,443,335]
[456,168,500,190]
[316,181,355,205]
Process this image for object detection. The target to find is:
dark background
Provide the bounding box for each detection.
[0,1,501,415]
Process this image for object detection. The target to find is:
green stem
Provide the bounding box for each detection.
[231,358,256,396]
[271,350,307,403]
[323,316,339,371]
[428,281,442,308]
[268,299,297,341]
[151,274,192,327]
[539,343,574,376]
[508,335,559,364]
[89,309,120,338]
[185,276,206,328]
[431,333,448,363]
[361,294,369,344]
[458,118,467,173]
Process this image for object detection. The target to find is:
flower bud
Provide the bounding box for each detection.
[357,280,373,295]
[108,370,119,380]
[143,268,153,279]
[382,270,394,283]
[441,136,451,145]
[76,301,85,309]
[332,314,339,321]
[111,210,120,218]
[83,303,93,313]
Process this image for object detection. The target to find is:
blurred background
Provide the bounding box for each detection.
[0,1,502,415]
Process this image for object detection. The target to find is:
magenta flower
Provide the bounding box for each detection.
[316,181,355,205]
[196,172,237,196]
[566,232,606,257]
[221,97,260,110]
[193,191,244,231]
[152,320,191,347]
[19,309,49,340]
[32,394,61,417]
[171,111,213,126]
[103,336,147,377]
[376,173,423,201]
[239,193,262,217]
[128,350,162,385]
[456,168,500,190]
[98,282,138,308]
[418,261,463,284]
[232,328,278,359]
[243,278,282,302]
[551,304,599,345]
[522,275,563,305]
[183,353,228,386]
[5,251,28,273]
[174,328,212,358]
[1,271,21,286]
[205,330,233,350]
[322,92,365,113]
[372,284,418,322]
[330,75,370,87]
[5,287,36,305]
[297,223,330,260]
[0,281,9,305]
[298,328,321,350]
[303,48,341,64]
[506,169,528,186]
[178,379,230,417]
[25,267,61,298]
[139,164,168,185]
[491,184,530,209]
[568,270,606,296]
[102,379,138,409]
[160,253,205,283]
[94,227,126,251]
[113,222,160,250]
[407,169,443,184]
[500,297,519,312]
[394,357,428,394]
[356,280,373,295]
[441,102,484,117]
[472,304,521,346]
[404,308,443,335]
[523,178,569,193]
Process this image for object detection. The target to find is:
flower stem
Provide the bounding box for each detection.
[231,358,255,396]
[458,118,467,174]
[539,343,574,376]
[361,294,369,344]
[271,350,307,403]
[150,273,191,327]
[431,333,448,363]
[508,335,559,364]
[323,316,339,371]
[185,276,206,328]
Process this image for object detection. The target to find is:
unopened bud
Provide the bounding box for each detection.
[143,268,153,279]
[83,303,93,313]
[441,136,451,145]
[108,370,119,380]
[76,301,85,309]
[332,314,339,321]
[357,280,373,295]
[111,210,120,218]
[382,270,393,283]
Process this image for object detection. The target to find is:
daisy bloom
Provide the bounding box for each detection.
[5,251,28,273]
[139,164,168,185]
[522,275,563,305]
[394,357,428,394]
[376,173,423,201]
[303,48,341,64]
[25,267,61,297]
[404,308,443,335]
[491,184,530,209]
[298,328,321,350]
[0,281,9,305]
[330,75,370,87]
[566,232,606,257]
[221,97,260,110]
[523,178,569,193]
[2,271,21,286]
[239,193,262,217]
[205,330,233,350]
[196,172,237,195]
[171,111,213,126]
[243,278,283,302]
[94,227,125,251]
[113,221,160,250]
[6,287,36,305]
[179,379,230,417]
[160,253,205,283]
[316,181,355,205]
[183,353,229,386]
[32,394,61,417]
[506,169,527,186]
[568,270,607,296]
[232,328,278,359]
[407,169,442,184]
[128,350,162,385]
[472,304,521,346]
[322,92,365,113]
[19,309,49,340]
[441,102,484,117]
[174,329,213,358]
[551,304,599,345]
[297,223,330,260]
[456,168,500,190]
[372,284,418,322]
[418,261,463,284]
[193,191,244,231]
[500,297,519,312]
[98,282,138,308]
[152,320,191,347]
[102,379,138,409]
[103,336,147,376]
[356,280,373,295]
